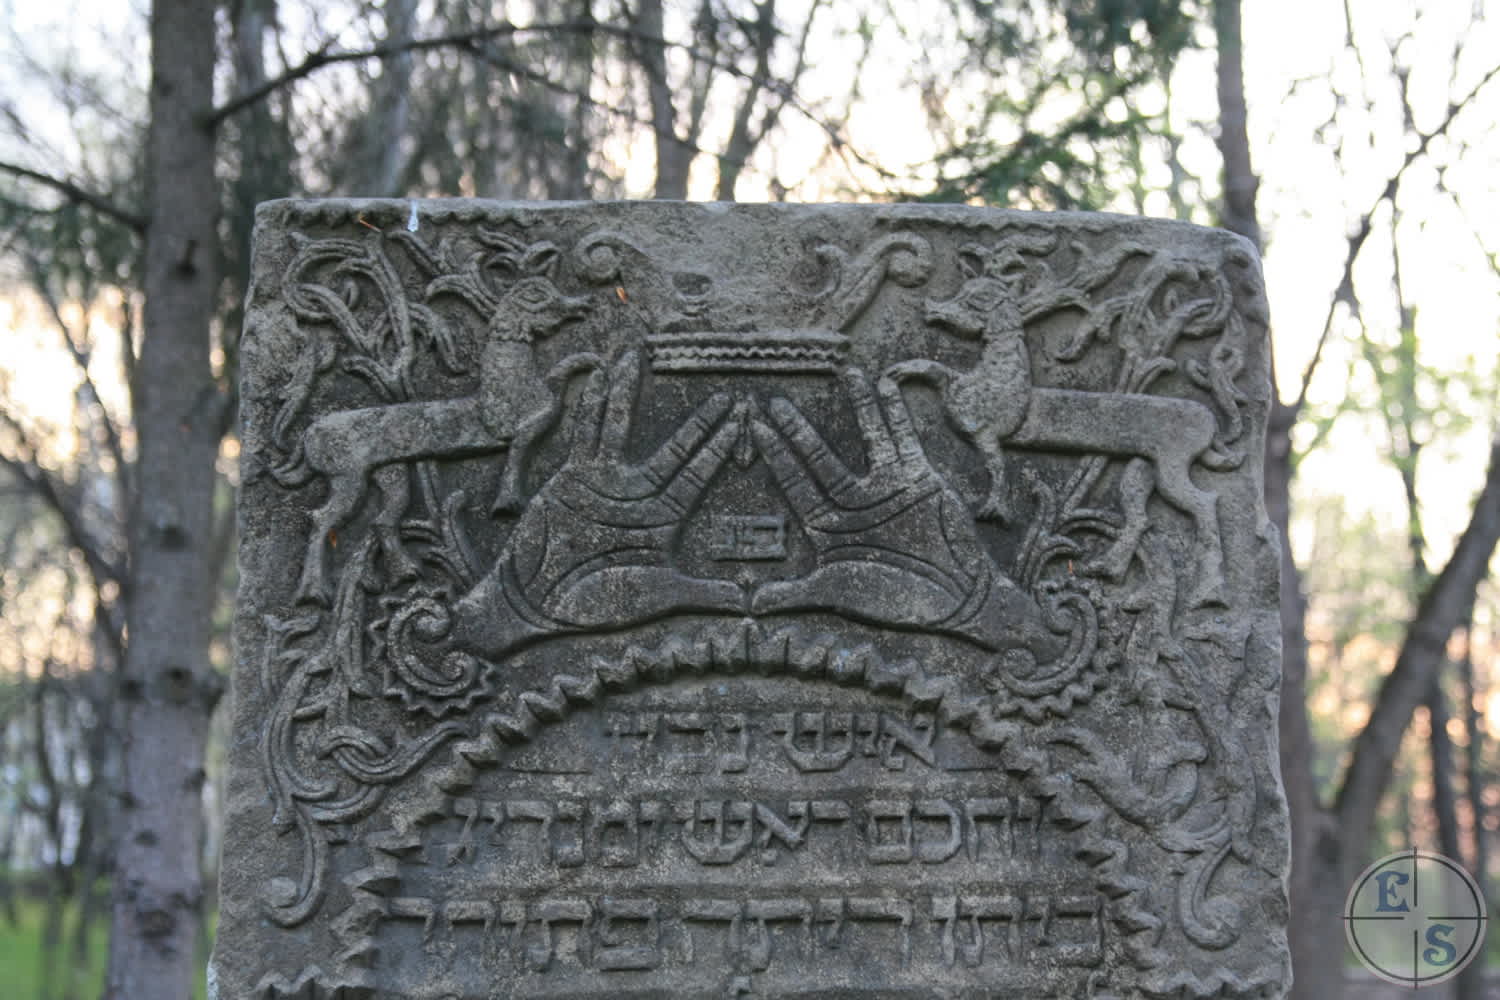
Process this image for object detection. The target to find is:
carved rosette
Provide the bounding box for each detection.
[221,201,1286,1000]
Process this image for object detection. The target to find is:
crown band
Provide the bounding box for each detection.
[647,329,850,373]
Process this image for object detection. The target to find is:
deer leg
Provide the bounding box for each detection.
[1084,457,1153,580]
[547,352,603,387]
[491,356,603,516]
[295,473,366,606]
[371,464,420,584]
[883,358,954,390]
[1151,449,1226,608]
[971,436,1015,524]
[884,361,1014,522]
[491,408,551,516]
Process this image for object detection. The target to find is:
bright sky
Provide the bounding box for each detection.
[4,0,1500,571]
[1238,0,1500,569]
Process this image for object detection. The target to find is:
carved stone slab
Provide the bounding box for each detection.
[215,200,1289,999]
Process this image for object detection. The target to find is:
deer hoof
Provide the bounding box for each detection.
[384,549,421,585]
[1079,555,1128,581]
[490,492,523,518]
[293,573,332,608]
[1186,577,1228,609]
[974,494,1012,525]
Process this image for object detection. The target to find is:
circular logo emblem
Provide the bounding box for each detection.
[1345,848,1488,987]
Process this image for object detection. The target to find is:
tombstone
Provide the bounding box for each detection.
[214,200,1289,999]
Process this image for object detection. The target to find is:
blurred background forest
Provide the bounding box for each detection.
[2,0,1500,997]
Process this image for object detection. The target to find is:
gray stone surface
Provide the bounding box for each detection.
[215,200,1288,999]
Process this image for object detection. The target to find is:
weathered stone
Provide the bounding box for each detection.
[215,200,1289,999]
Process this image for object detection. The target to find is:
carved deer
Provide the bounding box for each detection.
[274,232,596,605]
[886,241,1234,607]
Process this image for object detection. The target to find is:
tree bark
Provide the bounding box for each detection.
[368,0,416,196]
[1430,673,1465,862]
[715,0,775,202]
[1213,0,1260,251]
[104,1,224,997]
[1433,675,1487,1000]
[632,0,693,199]
[1458,611,1490,1000]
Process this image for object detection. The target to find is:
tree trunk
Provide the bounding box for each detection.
[1337,438,1500,866]
[633,0,693,199]
[1456,610,1489,1000]
[367,0,416,196]
[561,0,597,200]
[715,0,775,202]
[1268,403,1344,1000]
[1217,0,1500,990]
[104,1,224,997]
[1430,672,1464,861]
[1213,0,1260,251]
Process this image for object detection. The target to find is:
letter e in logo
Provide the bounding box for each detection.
[1374,870,1410,912]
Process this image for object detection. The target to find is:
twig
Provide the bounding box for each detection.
[23,252,132,504]
[211,20,625,125]
[205,17,880,183]
[0,161,145,233]
[1291,58,1500,414]
[0,409,126,606]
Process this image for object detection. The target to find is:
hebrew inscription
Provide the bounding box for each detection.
[216,201,1288,999]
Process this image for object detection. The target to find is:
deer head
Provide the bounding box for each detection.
[924,244,1027,341]
[479,234,591,343]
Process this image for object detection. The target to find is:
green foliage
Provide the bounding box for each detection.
[1060,0,1196,62]
[913,0,1203,208]
[1298,493,1413,801]
[0,891,212,1000]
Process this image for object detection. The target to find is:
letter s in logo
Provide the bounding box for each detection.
[1423,923,1457,967]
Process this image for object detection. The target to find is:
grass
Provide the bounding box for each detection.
[0,895,212,1000]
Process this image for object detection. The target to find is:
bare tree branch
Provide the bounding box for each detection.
[751,0,823,154]
[625,0,690,197]
[0,410,126,606]
[206,17,881,192]
[1335,433,1500,865]
[208,20,605,126]
[466,46,756,180]
[1291,58,1500,415]
[717,0,778,201]
[0,161,145,233]
[680,0,723,156]
[117,292,139,423]
[23,253,132,504]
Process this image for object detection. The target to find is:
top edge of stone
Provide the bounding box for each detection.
[253,197,1259,257]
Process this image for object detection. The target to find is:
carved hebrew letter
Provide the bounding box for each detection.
[680,800,754,864]
[594,897,662,971]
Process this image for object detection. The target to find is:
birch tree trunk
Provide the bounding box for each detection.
[104,0,224,995]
